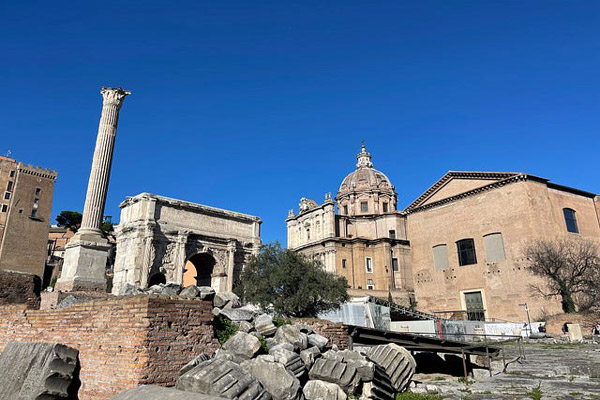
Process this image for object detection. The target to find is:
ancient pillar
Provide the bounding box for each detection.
[56,87,130,292]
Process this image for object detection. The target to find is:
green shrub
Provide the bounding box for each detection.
[214,315,238,345]
[273,315,292,327]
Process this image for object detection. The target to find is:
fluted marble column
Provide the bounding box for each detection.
[80,87,130,235]
[56,87,130,292]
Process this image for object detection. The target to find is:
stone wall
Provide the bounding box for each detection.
[0,295,219,400]
[293,318,350,350]
[0,270,40,309]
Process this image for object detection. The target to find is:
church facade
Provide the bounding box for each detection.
[287,146,600,322]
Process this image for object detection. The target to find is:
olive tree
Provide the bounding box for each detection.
[236,242,349,317]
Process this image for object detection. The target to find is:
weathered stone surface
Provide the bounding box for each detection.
[214,291,241,308]
[308,357,360,393]
[198,286,216,300]
[222,331,261,361]
[111,385,227,400]
[180,353,211,376]
[269,348,306,378]
[0,341,79,400]
[338,350,375,382]
[269,343,295,353]
[241,355,302,400]
[163,282,182,295]
[300,347,321,368]
[219,307,255,322]
[55,294,94,309]
[119,283,145,296]
[179,285,201,298]
[303,380,347,400]
[238,321,254,333]
[366,344,415,393]
[274,325,308,352]
[255,314,278,336]
[307,333,328,350]
[177,359,271,399]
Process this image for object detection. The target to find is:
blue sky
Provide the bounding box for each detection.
[1,1,599,244]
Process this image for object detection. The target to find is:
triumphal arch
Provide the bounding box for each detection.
[111,193,261,294]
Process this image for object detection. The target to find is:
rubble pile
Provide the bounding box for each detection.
[110,285,416,399]
[148,287,415,399]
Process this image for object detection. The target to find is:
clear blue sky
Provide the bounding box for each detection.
[2,1,599,244]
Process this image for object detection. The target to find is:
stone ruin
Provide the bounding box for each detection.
[111,285,416,400]
[112,193,262,295]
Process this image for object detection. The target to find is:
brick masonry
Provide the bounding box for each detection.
[0,295,219,400]
[293,318,350,350]
[0,270,41,309]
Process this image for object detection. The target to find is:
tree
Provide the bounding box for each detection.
[523,238,600,313]
[56,211,82,232]
[236,242,349,318]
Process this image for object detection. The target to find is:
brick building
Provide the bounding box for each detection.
[0,155,57,279]
[287,146,600,322]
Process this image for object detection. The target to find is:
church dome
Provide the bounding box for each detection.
[335,144,397,216]
[337,145,394,195]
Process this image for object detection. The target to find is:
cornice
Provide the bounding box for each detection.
[406,171,521,211]
[404,174,528,214]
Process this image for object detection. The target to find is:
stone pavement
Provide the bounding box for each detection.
[412,341,600,400]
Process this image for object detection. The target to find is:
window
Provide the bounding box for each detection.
[392,257,399,272]
[3,192,10,200]
[432,244,450,270]
[6,181,13,191]
[343,205,348,215]
[464,291,485,321]
[456,239,477,266]
[342,259,347,269]
[367,279,374,290]
[483,233,505,262]
[34,198,39,205]
[9,170,15,178]
[306,228,310,240]
[31,208,37,218]
[1,205,7,212]
[389,230,396,239]
[35,188,41,195]
[382,202,388,213]
[360,202,368,212]
[365,257,373,273]
[563,208,579,233]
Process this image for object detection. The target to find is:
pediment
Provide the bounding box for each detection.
[406,171,520,210]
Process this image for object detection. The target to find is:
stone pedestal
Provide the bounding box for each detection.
[55,234,111,292]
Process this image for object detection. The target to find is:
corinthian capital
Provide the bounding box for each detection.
[101,87,131,107]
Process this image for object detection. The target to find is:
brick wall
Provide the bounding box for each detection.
[0,270,40,309]
[293,318,350,350]
[545,312,600,337]
[0,295,219,400]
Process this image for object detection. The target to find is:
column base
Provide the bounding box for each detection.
[57,233,110,293]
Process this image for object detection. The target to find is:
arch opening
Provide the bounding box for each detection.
[183,253,216,287]
[148,273,166,286]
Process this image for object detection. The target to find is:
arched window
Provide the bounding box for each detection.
[563,208,579,233]
[456,239,477,266]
